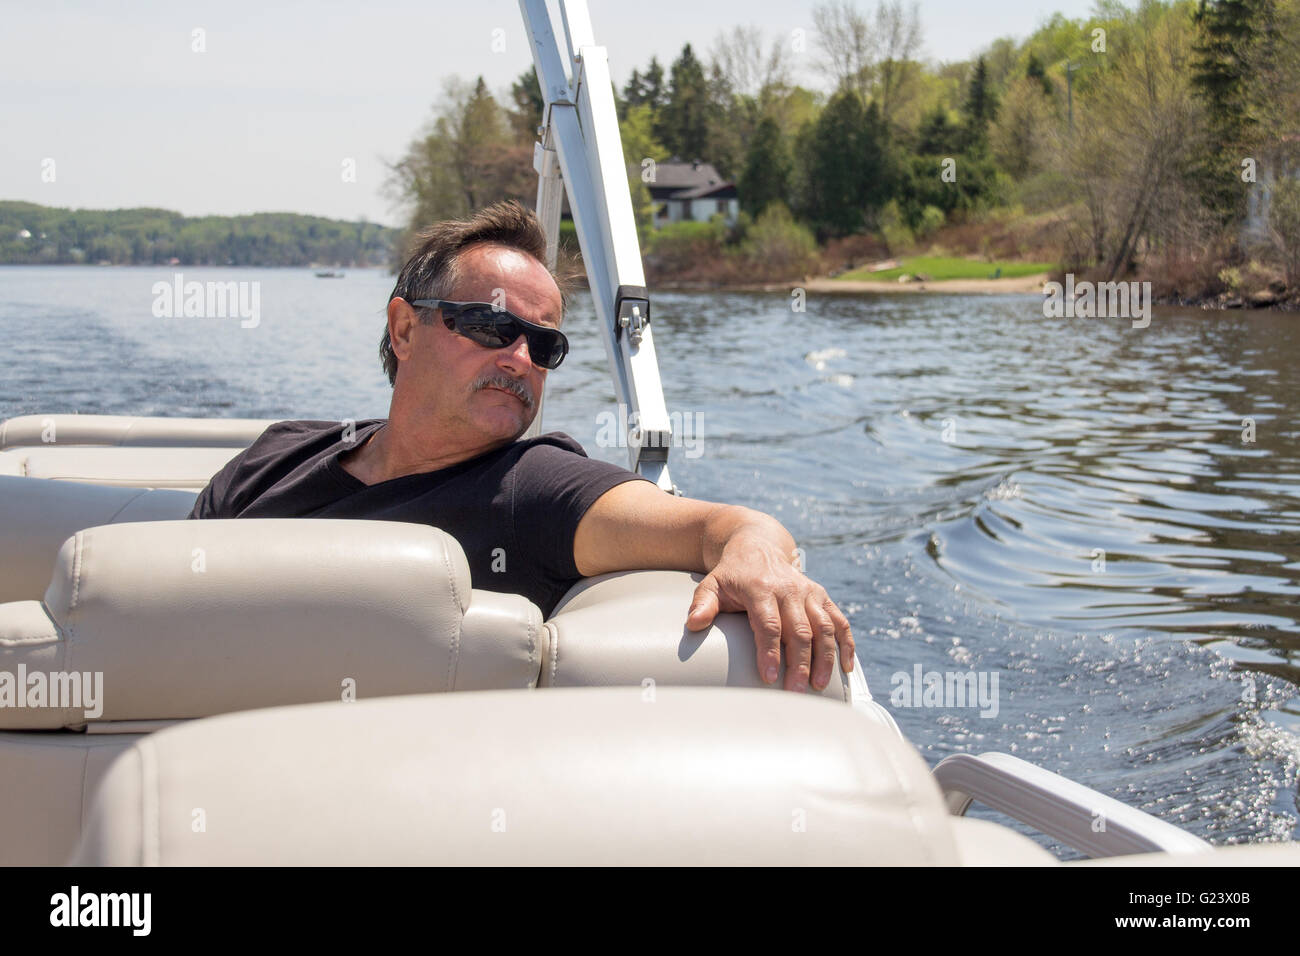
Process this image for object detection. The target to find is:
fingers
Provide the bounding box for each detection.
[825,596,855,673]
[806,594,838,691]
[778,593,813,692]
[686,577,720,632]
[746,594,783,685]
[701,552,854,692]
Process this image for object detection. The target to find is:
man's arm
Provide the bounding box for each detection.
[572,480,854,693]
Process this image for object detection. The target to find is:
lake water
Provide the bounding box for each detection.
[2,264,1298,851]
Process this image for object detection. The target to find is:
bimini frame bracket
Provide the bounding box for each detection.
[519,0,676,494]
[614,284,649,346]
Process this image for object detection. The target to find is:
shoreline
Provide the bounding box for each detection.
[654,273,1298,310]
[654,274,1048,295]
[800,274,1049,295]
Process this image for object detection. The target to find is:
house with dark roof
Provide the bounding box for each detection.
[638,157,739,229]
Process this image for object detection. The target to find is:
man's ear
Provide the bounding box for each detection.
[388,298,419,363]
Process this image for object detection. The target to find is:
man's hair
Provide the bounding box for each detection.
[381,200,568,385]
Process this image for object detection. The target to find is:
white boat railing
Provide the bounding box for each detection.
[520,0,677,493]
[934,752,1212,857]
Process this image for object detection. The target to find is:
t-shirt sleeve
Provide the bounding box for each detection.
[511,441,655,580]
[187,421,314,519]
[188,446,250,519]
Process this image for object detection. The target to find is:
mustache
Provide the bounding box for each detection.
[472,373,535,409]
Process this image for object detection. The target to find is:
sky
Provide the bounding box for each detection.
[0,0,1100,227]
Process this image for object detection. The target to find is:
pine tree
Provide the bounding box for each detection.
[804,90,892,237]
[508,66,544,143]
[1026,52,1053,96]
[643,58,666,111]
[858,101,896,217]
[961,56,997,151]
[738,116,792,217]
[916,106,961,156]
[1191,0,1278,223]
[657,44,712,162]
[623,69,646,107]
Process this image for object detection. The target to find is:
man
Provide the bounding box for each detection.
[191,201,853,693]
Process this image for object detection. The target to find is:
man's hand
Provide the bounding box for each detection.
[573,481,855,691]
[684,532,854,692]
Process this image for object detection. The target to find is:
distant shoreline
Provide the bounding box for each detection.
[655,274,1050,295]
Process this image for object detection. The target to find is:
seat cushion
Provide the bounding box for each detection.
[0,414,275,449]
[71,687,960,865]
[0,731,142,866]
[0,475,196,603]
[0,519,543,728]
[544,570,852,701]
[0,446,240,490]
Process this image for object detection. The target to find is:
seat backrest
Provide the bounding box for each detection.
[0,445,240,489]
[0,475,197,603]
[70,687,962,865]
[0,519,543,729]
[0,414,276,449]
[544,570,853,702]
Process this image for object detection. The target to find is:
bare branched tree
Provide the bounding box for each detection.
[710,25,792,101]
[812,0,923,125]
[812,0,874,102]
[873,0,922,124]
[1055,2,1207,279]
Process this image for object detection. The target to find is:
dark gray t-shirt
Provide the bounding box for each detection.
[188,419,651,616]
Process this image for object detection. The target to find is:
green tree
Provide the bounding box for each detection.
[657,44,712,161]
[916,105,962,155]
[1026,52,1054,96]
[961,56,998,150]
[803,90,866,236]
[508,66,544,143]
[738,116,792,217]
[989,74,1058,178]
[622,68,646,113]
[1192,0,1281,223]
[386,77,534,261]
[802,91,894,237]
[642,57,667,111]
[621,104,667,241]
[1059,0,1207,277]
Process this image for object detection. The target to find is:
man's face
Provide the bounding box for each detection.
[396,243,564,446]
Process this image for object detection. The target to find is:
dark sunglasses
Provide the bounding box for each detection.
[409,299,568,370]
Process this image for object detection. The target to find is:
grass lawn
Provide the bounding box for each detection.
[838,255,1056,282]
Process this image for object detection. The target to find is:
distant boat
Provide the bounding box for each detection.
[314,271,344,278]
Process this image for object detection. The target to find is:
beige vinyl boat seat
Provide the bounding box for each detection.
[0,412,271,495]
[0,518,862,864]
[63,685,1300,867]
[0,519,543,864]
[0,475,197,603]
[0,414,275,450]
[0,445,240,491]
[69,686,1056,866]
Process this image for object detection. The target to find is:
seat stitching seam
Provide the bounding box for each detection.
[549,624,558,686]
[527,609,537,687]
[103,488,149,525]
[67,531,83,669]
[442,541,461,692]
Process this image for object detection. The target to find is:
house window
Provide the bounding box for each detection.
[716,200,727,214]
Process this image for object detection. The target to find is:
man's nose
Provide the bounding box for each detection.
[496,333,534,371]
